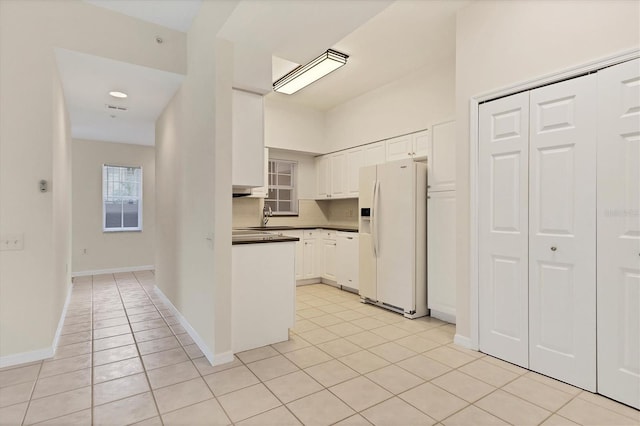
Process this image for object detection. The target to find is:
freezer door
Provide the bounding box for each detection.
[376,160,416,312]
[359,165,377,301]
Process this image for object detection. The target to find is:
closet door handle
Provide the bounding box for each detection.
[550,246,557,252]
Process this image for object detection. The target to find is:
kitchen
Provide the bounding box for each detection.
[0,2,637,422]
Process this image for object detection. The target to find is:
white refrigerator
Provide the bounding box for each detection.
[358,158,428,319]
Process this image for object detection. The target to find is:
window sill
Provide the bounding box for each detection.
[103,228,143,233]
[272,214,298,217]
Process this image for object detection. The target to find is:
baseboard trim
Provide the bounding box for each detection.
[72,265,154,277]
[52,281,73,353]
[0,280,73,369]
[0,347,53,369]
[153,285,220,366]
[454,334,478,351]
[430,309,456,325]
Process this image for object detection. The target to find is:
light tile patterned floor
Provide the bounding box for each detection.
[0,271,638,425]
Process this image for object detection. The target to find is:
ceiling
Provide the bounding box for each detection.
[55,48,184,146]
[67,0,467,145]
[84,0,202,32]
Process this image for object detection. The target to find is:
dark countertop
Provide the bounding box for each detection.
[236,225,359,233]
[232,232,299,245]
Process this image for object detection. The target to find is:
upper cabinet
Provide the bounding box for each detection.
[362,141,386,167]
[232,89,264,188]
[385,135,414,162]
[428,121,456,192]
[385,130,429,162]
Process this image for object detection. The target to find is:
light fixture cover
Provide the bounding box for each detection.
[273,49,348,95]
[109,91,128,99]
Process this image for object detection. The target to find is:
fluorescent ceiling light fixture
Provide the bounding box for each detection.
[109,91,128,99]
[273,49,348,95]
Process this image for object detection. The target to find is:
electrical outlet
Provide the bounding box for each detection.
[0,233,24,251]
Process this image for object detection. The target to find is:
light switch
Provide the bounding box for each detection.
[0,234,24,251]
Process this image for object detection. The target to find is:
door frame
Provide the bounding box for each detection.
[464,48,640,351]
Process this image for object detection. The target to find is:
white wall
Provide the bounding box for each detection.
[155,1,237,364]
[265,97,326,154]
[454,0,640,340]
[0,0,186,361]
[72,139,155,274]
[325,57,456,153]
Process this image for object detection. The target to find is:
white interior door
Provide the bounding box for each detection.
[528,74,597,391]
[377,160,415,312]
[597,58,640,408]
[478,92,530,368]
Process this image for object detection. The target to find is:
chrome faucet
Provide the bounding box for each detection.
[262,204,272,226]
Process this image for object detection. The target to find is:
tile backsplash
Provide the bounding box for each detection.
[232,198,358,228]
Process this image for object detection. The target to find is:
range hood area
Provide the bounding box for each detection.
[232,187,252,197]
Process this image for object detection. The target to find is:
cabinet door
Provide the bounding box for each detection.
[337,233,359,291]
[385,135,413,162]
[303,237,319,279]
[479,91,530,368]
[596,58,640,408]
[232,89,264,187]
[250,148,269,198]
[427,191,456,319]
[363,141,386,166]
[282,230,304,281]
[528,74,597,391]
[429,121,456,191]
[413,130,429,160]
[330,152,347,198]
[346,148,364,197]
[322,238,337,280]
[316,156,330,199]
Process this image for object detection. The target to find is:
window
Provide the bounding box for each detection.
[103,165,142,232]
[265,159,298,215]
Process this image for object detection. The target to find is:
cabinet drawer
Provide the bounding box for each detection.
[303,229,321,239]
[321,230,337,240]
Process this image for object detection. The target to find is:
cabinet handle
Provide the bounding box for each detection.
[347,237,353,240]
[551,246,557,252]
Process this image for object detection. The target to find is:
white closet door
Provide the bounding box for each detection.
[479,92,530,368]
[528,74,597,391]
[597,58,640,409]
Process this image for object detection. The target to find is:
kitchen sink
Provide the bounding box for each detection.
[244,226,296,230]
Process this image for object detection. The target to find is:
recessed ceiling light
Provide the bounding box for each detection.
[109,91,128,99]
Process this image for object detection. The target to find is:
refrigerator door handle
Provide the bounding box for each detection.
[372,180,380,257]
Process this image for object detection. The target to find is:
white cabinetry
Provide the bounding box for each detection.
[249,148,269,198]
[281,230,304,280]
[330,152,347,198]
[232,89,264,187]
[320,230,337,281]
[429,122,456,192]
[337,232,359,291]
[385,135,413,161]
[363,141,386,166]
[346,148,364,197]
[385,130,429,162]
[316,156,329,199]
[427,192,456,321]
[302,230,320,279]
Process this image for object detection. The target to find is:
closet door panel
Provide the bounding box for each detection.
[597,58,640,409]
[529,74,597,391]
[478,92,530,368]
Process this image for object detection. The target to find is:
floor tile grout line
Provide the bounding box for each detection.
[115,273,166,426]
[18,360,44,426]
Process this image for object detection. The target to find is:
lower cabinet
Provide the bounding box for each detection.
[302,230,320,279]
[281,230,304,280]
[283,229,359,286]
[320,230,337,281]
[336,232,359,291]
